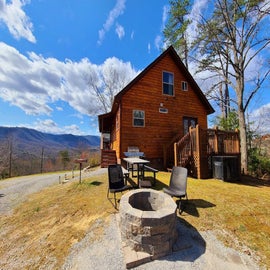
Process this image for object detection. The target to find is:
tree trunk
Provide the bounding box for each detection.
[238,107,248,174]
[236,72,248,174]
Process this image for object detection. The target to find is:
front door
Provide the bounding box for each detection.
[183,117,197,135]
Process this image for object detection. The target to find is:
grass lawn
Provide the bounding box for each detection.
[0,169,269,269]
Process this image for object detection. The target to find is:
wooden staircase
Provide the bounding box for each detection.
[101,150,117,168]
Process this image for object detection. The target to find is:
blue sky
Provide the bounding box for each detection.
[0,0,269,136]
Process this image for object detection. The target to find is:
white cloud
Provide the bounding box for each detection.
[154,35,162,50]
[130,30,134,40]
[0,42,137,118]
[56,106,63,111]
[100,56,138,99]
[72,113,83,120]
[0,0,36,43]
[186,0,209,44]
[161,5,169,30]
[154,5,169,51]
[115,22,125,39]
[23,119,83,135]
[97,0,126,45]
[249,103,270,135]
[147,43,151,54]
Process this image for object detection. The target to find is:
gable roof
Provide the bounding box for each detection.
[99,46,214,132]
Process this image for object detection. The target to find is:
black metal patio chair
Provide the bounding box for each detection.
[107,164,132,209]
[163,166,188,214]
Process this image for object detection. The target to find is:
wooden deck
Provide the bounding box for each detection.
[164,125,240,179]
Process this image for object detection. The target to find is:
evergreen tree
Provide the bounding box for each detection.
[163,0,192,69]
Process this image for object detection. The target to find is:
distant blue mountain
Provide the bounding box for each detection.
[0,127,100,156]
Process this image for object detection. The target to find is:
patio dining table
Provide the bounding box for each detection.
[123,157,150,186]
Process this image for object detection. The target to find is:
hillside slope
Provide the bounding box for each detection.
[0,126,100,156]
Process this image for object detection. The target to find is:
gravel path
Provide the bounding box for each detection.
[62,214,262,270]
[0,168,107,215]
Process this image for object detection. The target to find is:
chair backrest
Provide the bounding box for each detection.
[108,164,125,189]
[169,166,188,192]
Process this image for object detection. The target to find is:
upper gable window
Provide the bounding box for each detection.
[163,71,174,96]
[182,81,188,91]
[133,110,145,127]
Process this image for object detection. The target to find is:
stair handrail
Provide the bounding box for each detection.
[163,130,186,168]
[175,132,192,166]
[175,132,190,150]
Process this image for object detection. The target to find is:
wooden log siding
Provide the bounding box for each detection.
[119,55,208,165]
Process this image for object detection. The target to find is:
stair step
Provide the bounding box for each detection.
[101,150,117,168]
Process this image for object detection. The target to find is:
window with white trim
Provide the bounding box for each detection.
[182,81,188,91]
[133,110,145,127]
[163,71,174,96]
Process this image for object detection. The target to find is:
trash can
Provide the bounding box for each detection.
[212,156,240,181]
[213,161,223,180]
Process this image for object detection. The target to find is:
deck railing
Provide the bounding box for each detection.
[207,127,240,154]
[169,125,240,178]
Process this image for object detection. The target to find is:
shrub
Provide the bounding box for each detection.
[248,147,270,177]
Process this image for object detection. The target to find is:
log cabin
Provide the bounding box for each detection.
[98,46,240,179]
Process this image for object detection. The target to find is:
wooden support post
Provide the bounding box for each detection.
[196,125,201,179]
[174,143,178,167]
[214,126,219,154]
[74,158,88,184]
[235,129,240,153]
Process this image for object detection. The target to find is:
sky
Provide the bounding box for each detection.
[0,0,269,136]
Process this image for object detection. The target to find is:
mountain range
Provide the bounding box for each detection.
[0,126,100,157]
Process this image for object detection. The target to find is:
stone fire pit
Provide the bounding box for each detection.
[119,189,177,267]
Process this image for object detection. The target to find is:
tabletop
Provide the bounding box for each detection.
[123,157,149,164]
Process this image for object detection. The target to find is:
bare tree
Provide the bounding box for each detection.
[86,58,137,114]
[196,0,270,174]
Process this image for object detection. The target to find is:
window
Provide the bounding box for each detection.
[133,110,145,127]
[163,71,174,96]
[182,81,188,91]
[183,117,197,134]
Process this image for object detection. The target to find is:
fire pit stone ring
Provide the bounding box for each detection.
[119,188,177,258]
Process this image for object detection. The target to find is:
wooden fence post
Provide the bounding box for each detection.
[235,129,240,153]
[174,143,178,167]
[214,126,218,154]
[196,125,201,179]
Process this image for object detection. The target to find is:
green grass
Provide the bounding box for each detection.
[0,170,269,269]
[176,174,270,268]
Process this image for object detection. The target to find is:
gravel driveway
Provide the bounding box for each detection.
[0,168,107,215]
